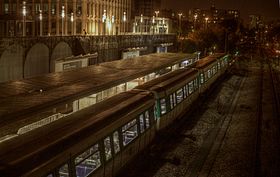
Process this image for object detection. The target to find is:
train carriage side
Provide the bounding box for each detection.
[136,69,199,130]
[196,54,225,94]
[0,91,155,177]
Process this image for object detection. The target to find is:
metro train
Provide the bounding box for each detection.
[0,53,234,177]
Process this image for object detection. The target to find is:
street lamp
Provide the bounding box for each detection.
[71,12,74,35]
[112,15,115,35]
[102,10,107,35]
[39,10,43,36]
[123,12,127,34]
[22,1,26,36]
[152,15,155,34]
[178,13,183,37]
[140,14,143,34]
[155,11,159,34]
[194,14,197,30]
[205,17,209,29]
[61,6,65,36]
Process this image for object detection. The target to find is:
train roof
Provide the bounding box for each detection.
[135,68,198,93]
[0,53,195,123]
[195,53,225,69]
[0,90,154,177]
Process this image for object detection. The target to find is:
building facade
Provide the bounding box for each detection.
[0,0,132,37]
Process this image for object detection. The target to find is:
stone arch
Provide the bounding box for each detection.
[0,44,24,83]
[24,43,49,78]
[50,41,73,72]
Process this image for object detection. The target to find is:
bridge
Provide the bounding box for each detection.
[0,34,177,83]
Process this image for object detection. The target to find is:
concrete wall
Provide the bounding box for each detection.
[50,42,73,72]
[24,43,49,78]
[0,44,23,82]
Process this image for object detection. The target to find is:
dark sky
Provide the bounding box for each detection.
[162,0,280,21]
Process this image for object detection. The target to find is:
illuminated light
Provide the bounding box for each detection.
[61,6,65,18]
[71,12,74,22]
[123,11,127,22]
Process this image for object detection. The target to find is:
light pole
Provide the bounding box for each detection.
[22,1,26,37]
[178,13,182,37]
[61,6,65,36]
[194,14,197,30]
[112,15,115,35]
[102,10,106,35]
[152,15,155,34]
[123,11,127,34]
[39,10,43,36]
[155,11,159,33]
[205,17,209,29]
[140,14,143,34]
[71,12,74,35]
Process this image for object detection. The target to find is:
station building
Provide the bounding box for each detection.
[0,0,132,37]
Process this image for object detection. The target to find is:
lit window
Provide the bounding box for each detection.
[75,144,101,177]
[145,110,150,128]
[176,89,183,103]
[59,163,69,177]
[104,137,112,161]
[122,119,138,146]
[113,131,120,154]
[188,81,194,94]
[139,114,145,133]
[160,98,167,114]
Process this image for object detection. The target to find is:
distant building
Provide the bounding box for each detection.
[188,4,240,29]
[249,15,262,29]
[0,0,132,37]
[133,0,161,17]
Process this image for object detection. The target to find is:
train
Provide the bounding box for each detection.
[0,53,234,177]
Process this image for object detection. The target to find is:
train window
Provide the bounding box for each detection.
[113,131,120,154]
[207,70,211,79]
[194,79,198,90]
[59,163,69,177]
[169,95,174,109]
[104,137,112,161]
[75,144,101,177]
[173,93,177,106]
[176,89,183,103]
[160,98,167,114]
[139,114,145,133]
[122,119,138,146]
[189,81,194,94]
[200,73,204,84]
[145,111,150,128]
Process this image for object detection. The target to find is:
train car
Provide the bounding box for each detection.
[0,53,234,177]
[0,90,156,177]
[136,68,199,130]
[195,53,227,93]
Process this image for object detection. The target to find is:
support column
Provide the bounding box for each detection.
[56,0,60,35]
[73,0,76,35]
[82,0,87,34]
[48,0,51,35]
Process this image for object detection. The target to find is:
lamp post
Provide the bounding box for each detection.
[152,15,155,34]
[71,12,74,35]
[140,14,143,34]
[61,6,65,36]
[194,14,197,30]
[123,11,127,34]
[22,1,26,36]
[155,11,159,34]
[102,10,106,35]
[178,13,182,37]
[112,15,115,35]
[39,10,43,36]
[205,17,209,29]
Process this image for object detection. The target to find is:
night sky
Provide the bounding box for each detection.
[162,0,280,21]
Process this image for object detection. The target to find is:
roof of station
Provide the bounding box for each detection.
[0,53,196,122]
